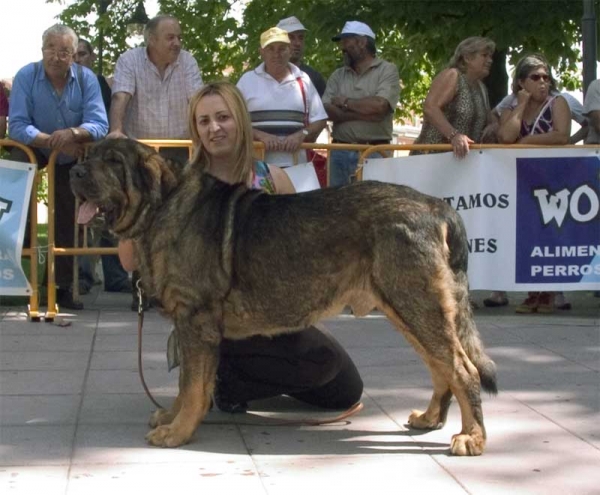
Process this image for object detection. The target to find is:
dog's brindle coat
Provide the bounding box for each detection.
[70,139,497,455]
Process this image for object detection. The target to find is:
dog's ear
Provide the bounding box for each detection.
[101,146,128,165]
[135,143,178,202]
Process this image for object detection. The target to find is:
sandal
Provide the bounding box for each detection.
[554,292,571,310]
[483,291,508,308]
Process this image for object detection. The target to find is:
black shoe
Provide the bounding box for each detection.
[213,389,248,413]
[57,289,84,311]
[106,279,133,293]
[213,361,248,413]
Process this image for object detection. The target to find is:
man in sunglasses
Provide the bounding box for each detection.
[8,23,108,310]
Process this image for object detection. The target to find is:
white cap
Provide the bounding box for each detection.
[277,16,306,33]
[332,21,375,41]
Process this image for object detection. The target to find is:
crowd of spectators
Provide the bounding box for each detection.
[2,15,597,313]
[2,12,598,415]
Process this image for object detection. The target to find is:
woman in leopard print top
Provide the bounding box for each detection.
[411,36,495,159]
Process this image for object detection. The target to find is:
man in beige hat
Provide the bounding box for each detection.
[276,16,326,96]
[323,21,400,186]
[237,27,327,167]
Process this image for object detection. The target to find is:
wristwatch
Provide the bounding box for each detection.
[301,129,309,136]
[343,98,350,110]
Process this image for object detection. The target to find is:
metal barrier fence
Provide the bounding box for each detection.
[5,139,593,320]
[0,139,41,319]
[6,139,375,320]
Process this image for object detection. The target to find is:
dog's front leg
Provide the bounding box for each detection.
[145,324,220,448]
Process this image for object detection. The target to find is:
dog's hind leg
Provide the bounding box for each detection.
[377,286,487,456]
[407,368,453,430]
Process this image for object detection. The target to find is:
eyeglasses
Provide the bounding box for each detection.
[528,74,550,83]
[43,48,74,61]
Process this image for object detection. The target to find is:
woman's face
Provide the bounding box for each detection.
[465,49,493,79]
[520,66,551,101]
[194,93,238,160]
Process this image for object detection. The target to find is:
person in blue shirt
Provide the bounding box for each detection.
[9,23,108,310]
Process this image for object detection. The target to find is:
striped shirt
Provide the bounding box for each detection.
[237,63,327,166]
[112,47,203,139]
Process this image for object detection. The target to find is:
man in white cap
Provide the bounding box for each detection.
[323,21,400,187]
[237,27,327,167]
[276,16,327,97]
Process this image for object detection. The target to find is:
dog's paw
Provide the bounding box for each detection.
[450,433,485,456]
[149,408,175,427]
[145,425,190,448]
[407,409,444,430]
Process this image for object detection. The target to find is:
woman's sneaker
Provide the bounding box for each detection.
[536,292,555,314]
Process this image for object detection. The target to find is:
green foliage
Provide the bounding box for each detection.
[50,0,591,118]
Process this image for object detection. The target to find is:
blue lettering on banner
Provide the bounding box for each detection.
[516,156,600,283]
[0,197,13,220]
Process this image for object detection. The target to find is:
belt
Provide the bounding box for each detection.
[332,139,390,145]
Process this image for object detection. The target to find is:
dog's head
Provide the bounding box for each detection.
[70,138,179,237]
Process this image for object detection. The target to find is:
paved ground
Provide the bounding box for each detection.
[0,289,598,495]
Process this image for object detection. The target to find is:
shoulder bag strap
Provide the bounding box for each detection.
[296,76,309,126]
[529,96,555,136]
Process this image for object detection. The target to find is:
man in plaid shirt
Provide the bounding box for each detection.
[108,14,203,164]
[108,14,203,310]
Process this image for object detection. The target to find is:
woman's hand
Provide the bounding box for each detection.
[516,88,531,107]
[451,132,474,159]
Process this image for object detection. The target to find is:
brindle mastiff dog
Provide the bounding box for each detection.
[70,139,497,456]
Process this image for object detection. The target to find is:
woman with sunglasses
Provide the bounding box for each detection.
[497,54,570,145]
[488,54,571,314]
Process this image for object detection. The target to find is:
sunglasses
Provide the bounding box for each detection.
[528,74,550,83]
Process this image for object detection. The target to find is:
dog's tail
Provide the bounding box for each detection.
[444,208,498,396]
[458,309,498,396]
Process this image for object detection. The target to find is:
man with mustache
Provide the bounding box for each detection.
[323,21,400,187]
[108,14,203,311]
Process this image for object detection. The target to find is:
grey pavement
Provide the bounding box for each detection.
[0,289,599,495]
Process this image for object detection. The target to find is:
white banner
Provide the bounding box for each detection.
[363,148,600,291]
[0,159,36,296]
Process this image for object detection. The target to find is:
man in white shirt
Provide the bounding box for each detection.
[583,79,600,144]
[237,27,327,167]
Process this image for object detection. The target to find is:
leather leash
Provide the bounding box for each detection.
[136,280,164,410]
[135,280,364,426]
